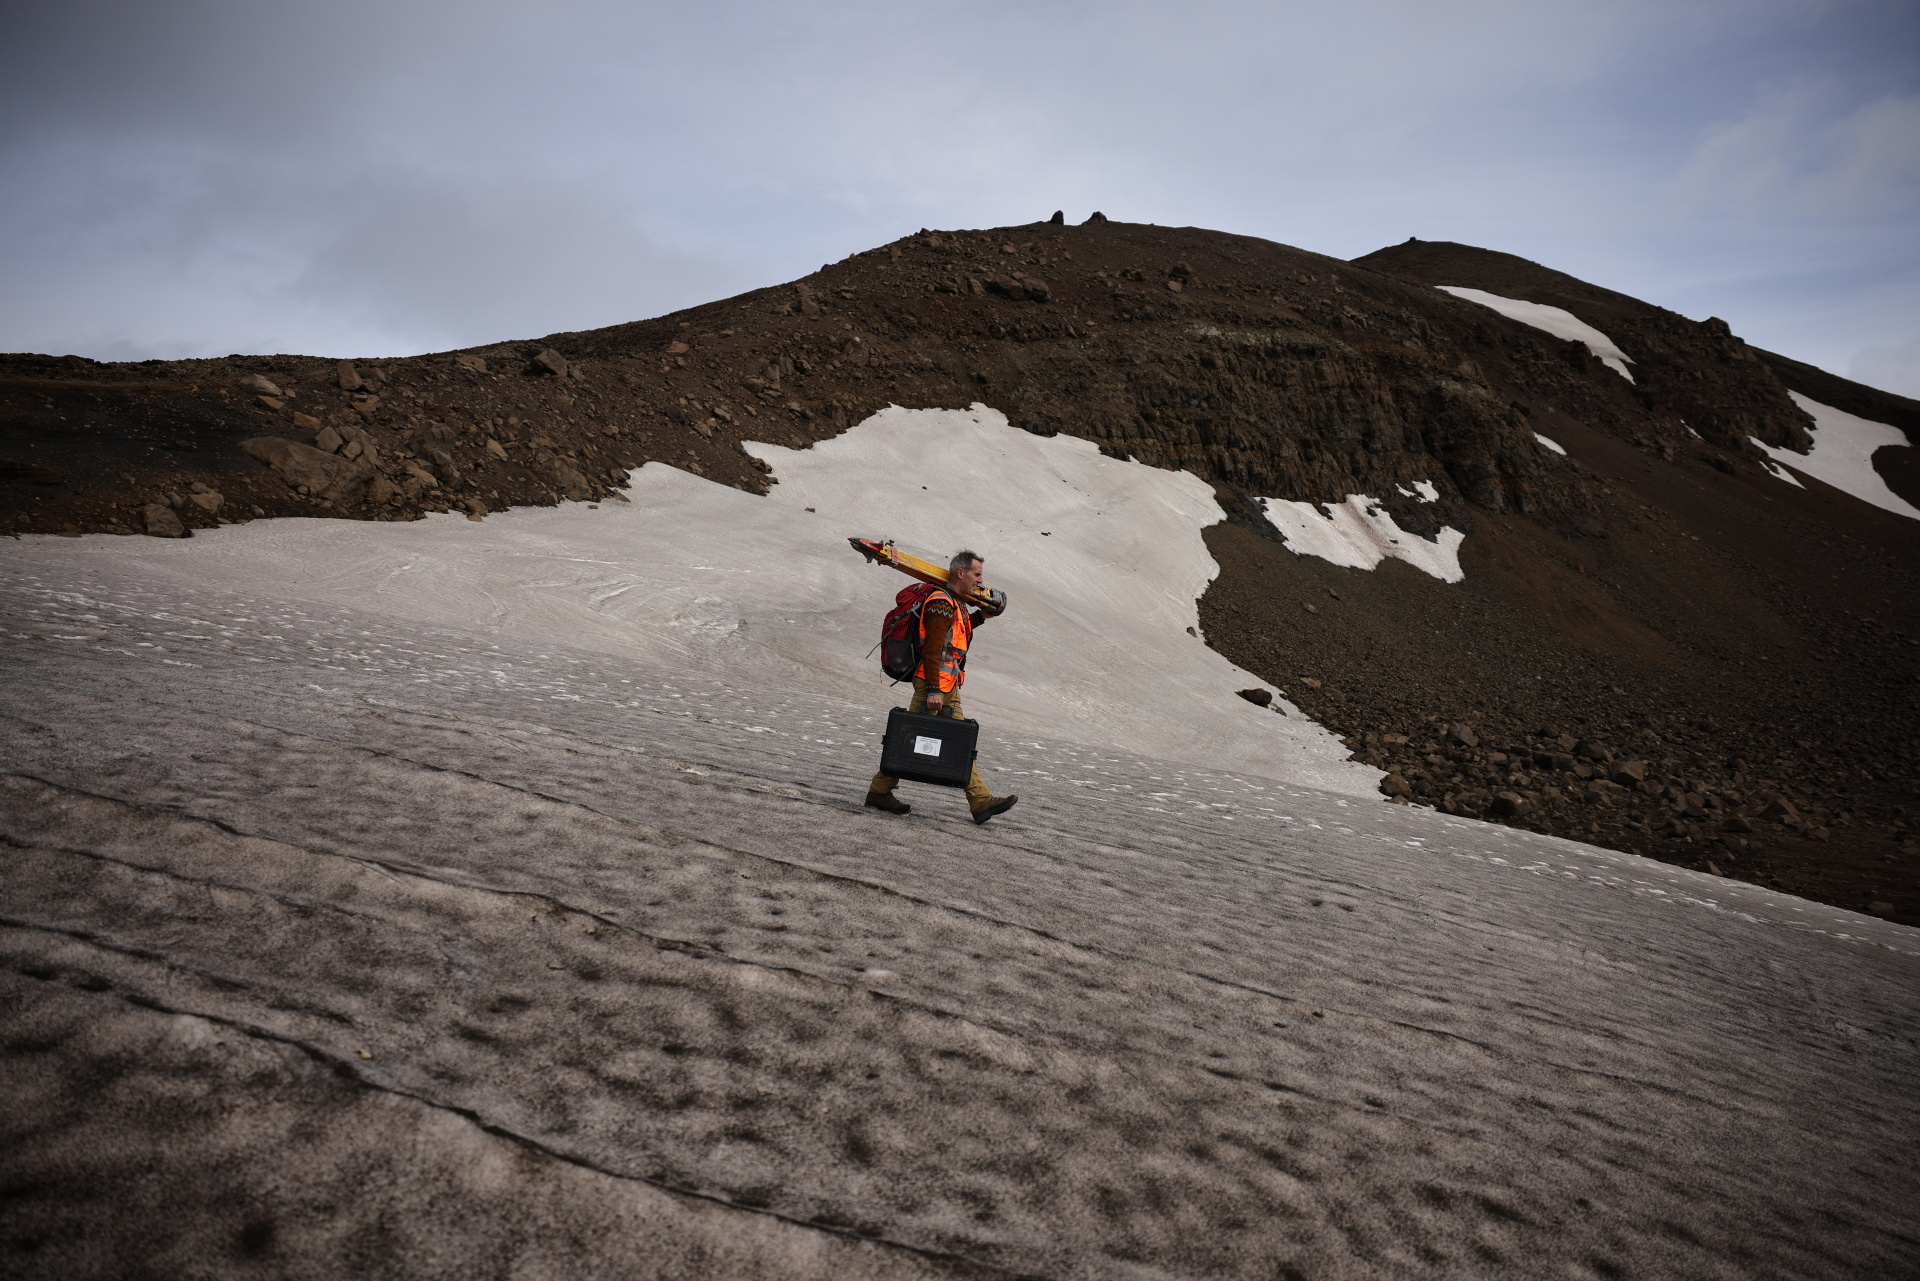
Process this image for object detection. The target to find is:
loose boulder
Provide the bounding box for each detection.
[319,421,377,463]
[240,437,376,503]
[402,462,441,490]
[142,503,185,538]
[534,455,595,501]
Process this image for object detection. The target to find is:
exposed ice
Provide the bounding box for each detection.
[1534,432,1568,455]
[1256,493,1466,583]
[1749,394,1919,520]
[1,404,1373,796]
[1438,286,1636,381]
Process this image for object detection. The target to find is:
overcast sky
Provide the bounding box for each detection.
[3,0,1916,394]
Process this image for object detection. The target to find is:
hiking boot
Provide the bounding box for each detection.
[865,791,911,815]
[971,794,1019,825]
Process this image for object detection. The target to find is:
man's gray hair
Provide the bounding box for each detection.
[949,549,984,574]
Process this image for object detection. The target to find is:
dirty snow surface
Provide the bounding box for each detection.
[5,477,1919,1280]
[1751,393,1920,519]
[1437,286,1637,381]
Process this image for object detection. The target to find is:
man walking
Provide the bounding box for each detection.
[865,550,1019,824]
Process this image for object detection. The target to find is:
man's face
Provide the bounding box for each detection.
[952,559,984,596]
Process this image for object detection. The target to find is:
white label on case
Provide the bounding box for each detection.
[913,735,942,756]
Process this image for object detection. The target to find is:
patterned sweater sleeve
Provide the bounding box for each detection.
[921,597,955,688]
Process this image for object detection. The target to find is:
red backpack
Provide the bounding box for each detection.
[878,582,940,681]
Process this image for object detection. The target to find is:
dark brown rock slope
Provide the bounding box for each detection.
[4,218,1916,921]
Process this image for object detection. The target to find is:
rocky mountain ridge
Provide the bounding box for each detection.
[3,217,1916,921]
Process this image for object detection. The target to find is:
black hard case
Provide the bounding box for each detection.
[879,707,979,788]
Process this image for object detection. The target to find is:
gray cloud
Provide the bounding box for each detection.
[2,0,1915,392]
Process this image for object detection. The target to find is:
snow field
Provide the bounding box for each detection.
[0,405,1376,797]
[1751,393,1919,519]
[1438,285,1637,381]
[6,409,1920,1280]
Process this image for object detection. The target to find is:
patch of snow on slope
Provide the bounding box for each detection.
[1395,480,1440,501]
[1534,433,1567,455]
[1753,452,1805,487]
[1438,286,1636,382]
[22,405,1374,797]
[1750,394,1919,519]
[1256,494,1466,583]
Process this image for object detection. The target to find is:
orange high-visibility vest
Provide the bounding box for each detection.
[916,588,972,692]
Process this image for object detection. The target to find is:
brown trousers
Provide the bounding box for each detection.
[869,678,993,809]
